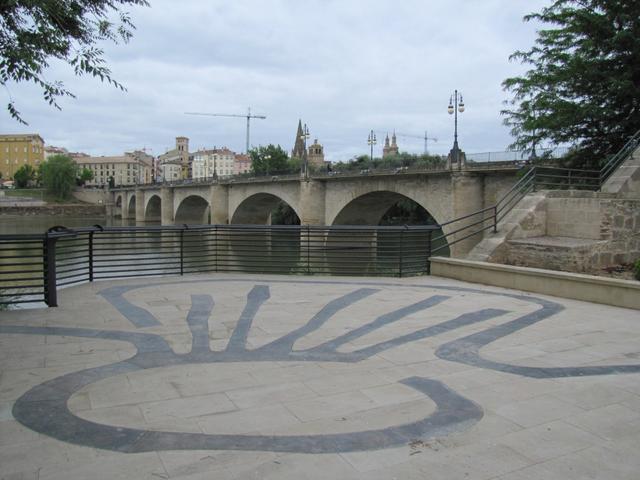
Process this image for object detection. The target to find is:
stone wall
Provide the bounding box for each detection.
[72,188,110,205]
[502,190,640,273]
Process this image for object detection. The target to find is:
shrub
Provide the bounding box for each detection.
[634,259,640,281]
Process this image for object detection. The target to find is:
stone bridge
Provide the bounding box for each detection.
[110,166,520,255]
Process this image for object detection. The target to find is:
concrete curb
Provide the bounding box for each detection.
[430,256,640,310]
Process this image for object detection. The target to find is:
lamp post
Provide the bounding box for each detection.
[367,130,377,161]
[300,123,310,178]
[264,154,271,176]
[447,89,465,169]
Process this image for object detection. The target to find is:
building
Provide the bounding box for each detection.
[44,146,68,159]
[192,147,237,179]
[307,139,325,169]
[291,120,306,159]
[159,137,190,181]
[290,120,326,170]
[76,150,153,187]
[234,153,251,175]
[0,134,45,180]
[158,137,190,181]
[383,132,399,158]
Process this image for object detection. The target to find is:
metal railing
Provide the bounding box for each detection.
[429,129,639,255]
[0,224,440,307]
[600,129,640,185]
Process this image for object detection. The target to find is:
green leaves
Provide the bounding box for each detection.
[502,0,640,166]
[250,145,294,175]
[40,154,77,201]
[1,0,149,124]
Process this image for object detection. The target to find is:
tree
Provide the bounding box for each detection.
[78,167,94,185]
[13,164,36,188]
[250,144,291,175]
[1,0,149,124]
[502,0,640,167]
[40,154,77,200]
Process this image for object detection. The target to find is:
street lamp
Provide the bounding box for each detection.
[367,130,377,161]
[447,89,465,169]
[264,154,271,176]
[300,123,310,178]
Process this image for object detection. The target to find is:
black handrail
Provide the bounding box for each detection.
[431,129,640,255]
[0,223,441,307]
[600,128,640,185]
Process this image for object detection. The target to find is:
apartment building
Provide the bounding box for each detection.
[0,134,45,179]
[76,150,153,187]
[192,147,238,179]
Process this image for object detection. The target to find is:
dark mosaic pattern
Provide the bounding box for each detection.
[3,278,640,454]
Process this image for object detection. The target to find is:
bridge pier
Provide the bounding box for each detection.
[450,172,485,257]
[300,180,326,225]
[210,184,229,224]
[121,192,132,220]
[135,188,145,223]
[161,186,174,225]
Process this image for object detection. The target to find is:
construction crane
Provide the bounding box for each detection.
[396,131,438,155]
[185,107,267,153]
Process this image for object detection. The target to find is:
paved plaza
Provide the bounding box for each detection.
[1,273,639,479]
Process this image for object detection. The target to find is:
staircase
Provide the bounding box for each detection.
[466,192,547,262]
[463,134,640,272]
[601,143,640,195]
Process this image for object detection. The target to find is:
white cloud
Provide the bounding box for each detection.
[2,0,549,161]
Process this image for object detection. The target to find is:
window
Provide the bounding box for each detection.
[24,146,27,153]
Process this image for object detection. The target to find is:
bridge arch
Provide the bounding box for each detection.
[174,194,210,224]
[231,193,301,225]
[330,190,443,226]
[127,195,136,219]
[326,191,450,272]
[144,194,161,222]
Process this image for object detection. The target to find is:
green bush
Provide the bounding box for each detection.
[634,259,640,281]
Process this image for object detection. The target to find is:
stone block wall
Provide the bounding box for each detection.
[596,197,640,266]
[502,190,640,273]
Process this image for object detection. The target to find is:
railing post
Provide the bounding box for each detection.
[493,205,498,233]
[399,227,405,278]
[180,227,185,276]
[426,229,432,275]
[88,231,94,282]
[306,225,311,275]
[43,233,58,307]
[532,167,537,192]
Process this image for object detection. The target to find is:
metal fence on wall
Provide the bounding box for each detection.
[0,224,440,307]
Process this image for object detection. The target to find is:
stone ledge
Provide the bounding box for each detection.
[430,256,640,310]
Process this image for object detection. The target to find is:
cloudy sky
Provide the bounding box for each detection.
[3,0,548,161]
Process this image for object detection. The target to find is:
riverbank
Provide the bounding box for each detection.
[0,204,106,216]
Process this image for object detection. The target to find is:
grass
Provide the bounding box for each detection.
[2,188,70,203]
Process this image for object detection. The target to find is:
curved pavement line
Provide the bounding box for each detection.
[12,365,482,453]
[3,278,640,454]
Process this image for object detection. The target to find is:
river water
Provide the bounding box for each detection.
[0,214,139,235]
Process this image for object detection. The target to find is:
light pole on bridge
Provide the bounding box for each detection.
[367,130,377,162]
[447,89,465,170]
[300,123,310,179]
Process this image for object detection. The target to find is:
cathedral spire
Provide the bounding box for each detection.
[392,130,397,147]
[291,119,306,159]
[384,133,390,148]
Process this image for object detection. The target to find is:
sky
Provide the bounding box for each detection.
[2,0,549,161]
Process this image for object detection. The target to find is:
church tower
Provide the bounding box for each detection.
[291,119,306,159]
[382,131,399,158]
[307,138,325,168]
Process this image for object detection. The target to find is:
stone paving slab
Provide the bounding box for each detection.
[1,273,639,479]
